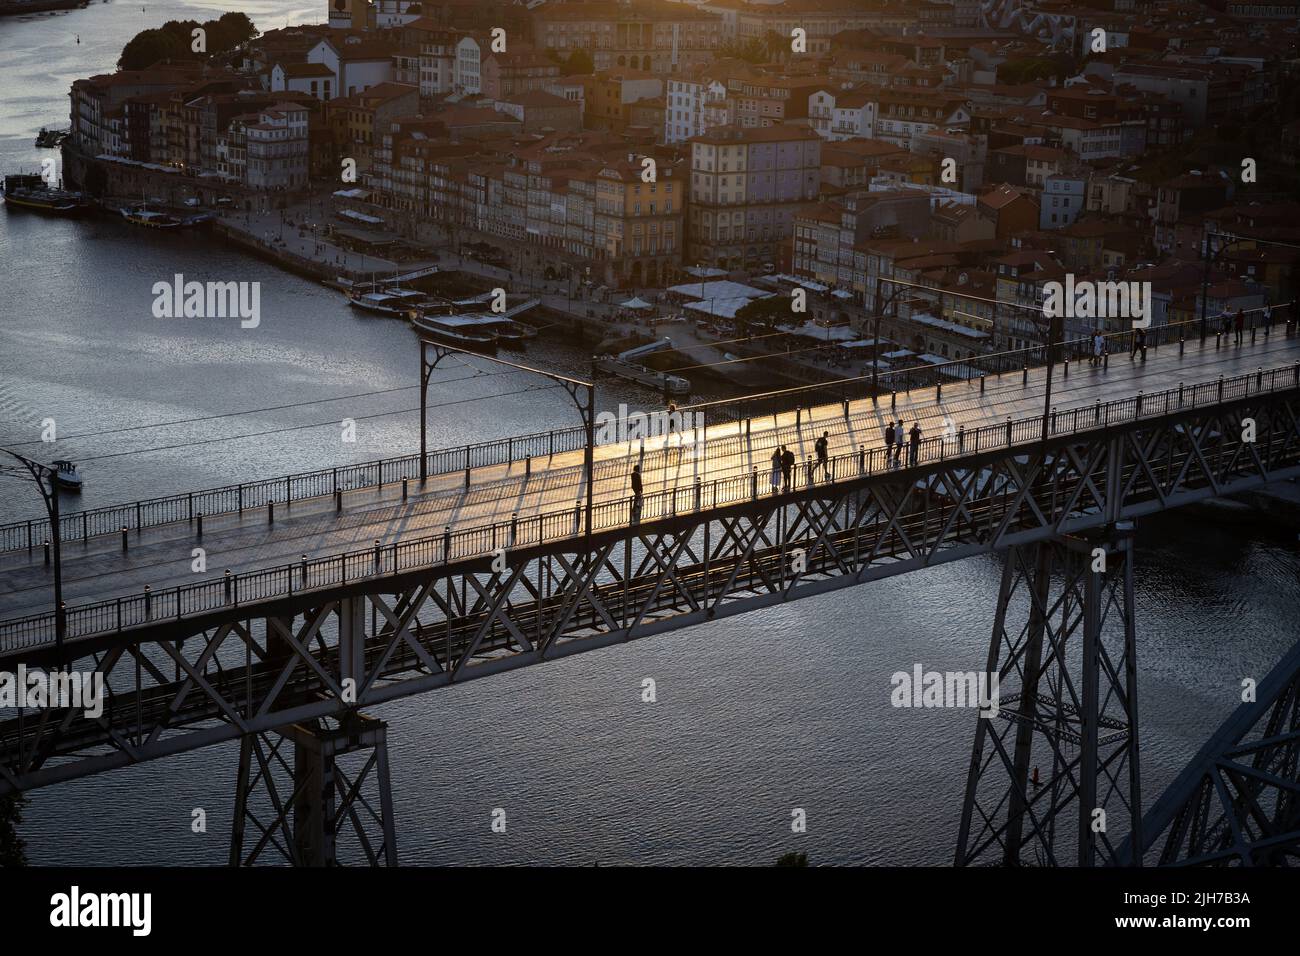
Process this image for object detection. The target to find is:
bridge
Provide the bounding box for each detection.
[2,315,1299,867]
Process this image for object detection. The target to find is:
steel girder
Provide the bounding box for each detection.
[229,712,397,867]
[1119,639,1300,867]
[1,391,1299,801]
[954,529,1141,867]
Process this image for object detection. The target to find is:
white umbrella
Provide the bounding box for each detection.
[620,296,654,310]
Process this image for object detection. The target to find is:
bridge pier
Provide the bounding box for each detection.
[955,524,1141,867]
[229,712,397,867]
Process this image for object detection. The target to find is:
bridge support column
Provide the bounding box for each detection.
[229,713,397,867]
[955,524,1140,867]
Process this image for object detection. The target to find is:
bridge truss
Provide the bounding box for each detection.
[2,386,1300,864]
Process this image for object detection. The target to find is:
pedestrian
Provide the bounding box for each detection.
[1136,327,1147,361]
[884,420,896,463]
[1220,309,1232,339]
[815,431,830,479]
[893,421,904,462]
[630,464,643,517]
[770,448,782,494]
[1091,330,1104,367]
[781,445,795,490]
[1234,308,1245,346]
[908,421,921,466]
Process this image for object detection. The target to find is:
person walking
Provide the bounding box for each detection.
[781,445,795,490]
[815,431,830,480]
[908,421,922,467]
[770,448,782,494]
[1234,308,1245,346]
[893,421,904,463]
[884,420,896,460]
[630,464,643,516]
[1091,330,1105,367]
[1136,327,1147,361]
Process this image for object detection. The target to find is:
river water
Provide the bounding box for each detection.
[2,3,1299,866]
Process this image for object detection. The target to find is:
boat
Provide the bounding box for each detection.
[411,313,499,351]
[35,127,69,148]
[51,460,82,492]
[482,316,538,347]
[120,205,184,228]
[347,287,428,318]
[3,174,91,215]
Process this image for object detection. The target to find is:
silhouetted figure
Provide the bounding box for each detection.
[630,465,643,510]
[908,422,921,466]
[1234,308,1245,346]
[780,445,795,490]
[770,448,782,493]
[815,431,830,479]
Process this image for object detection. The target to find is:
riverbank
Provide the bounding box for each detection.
[0,0,86,17]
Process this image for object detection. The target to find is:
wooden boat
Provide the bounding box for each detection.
[411,313,499,351]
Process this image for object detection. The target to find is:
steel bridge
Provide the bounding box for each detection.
[2,317,1300,866]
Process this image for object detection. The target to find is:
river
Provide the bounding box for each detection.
[1,2,1298,865]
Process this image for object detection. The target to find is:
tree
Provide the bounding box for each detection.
[0,794,27,867]
[735,295,794,335]
[117,28,187,70]
[117,13,258,70]
[565,48,594,76]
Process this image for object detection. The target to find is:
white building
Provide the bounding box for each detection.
[244,103,309,190]
[665,76,725,144]
[308,36,395,98]
[271,61,336,101]
[1040,172,1087,230]
[455,37,483,95]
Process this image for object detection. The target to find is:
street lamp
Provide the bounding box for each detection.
[1037,306,1063,442]
[0,449,66,660]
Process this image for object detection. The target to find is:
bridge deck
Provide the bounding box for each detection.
[1,332,1297,623]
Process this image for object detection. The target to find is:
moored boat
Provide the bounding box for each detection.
[120,205,183,228]
[347,287,428,318]
[482,316,538,347]
[3,174,91,215]
[411,313,499,351]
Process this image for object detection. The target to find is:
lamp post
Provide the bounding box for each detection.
[1038,306,1063,442]
[1,449,66,660]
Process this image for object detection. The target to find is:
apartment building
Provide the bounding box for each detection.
[687,124,821,270]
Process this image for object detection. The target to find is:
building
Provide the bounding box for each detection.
[480,48,561,100]
[531,1,722,75]
[977,183,1039,240]
[687,124,822,270]
[271,62,337,101]
[585,71,663,132]
[665,73,727,144]
[594,154,684,287]
[328,82,420,171]
[495,90,583,133]
[1040,171,1088,231]
[242,102,310,191]
[308,35,397,98]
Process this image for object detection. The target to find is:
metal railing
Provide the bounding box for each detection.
[0,422,588,554]
[680,313,1291,427]
[3,358,1297,651]
[1,312,1291,556]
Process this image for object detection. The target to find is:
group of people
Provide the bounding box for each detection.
[883,420,923,467]
[1219,308,1248,346]
[1089,328,1147,365]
